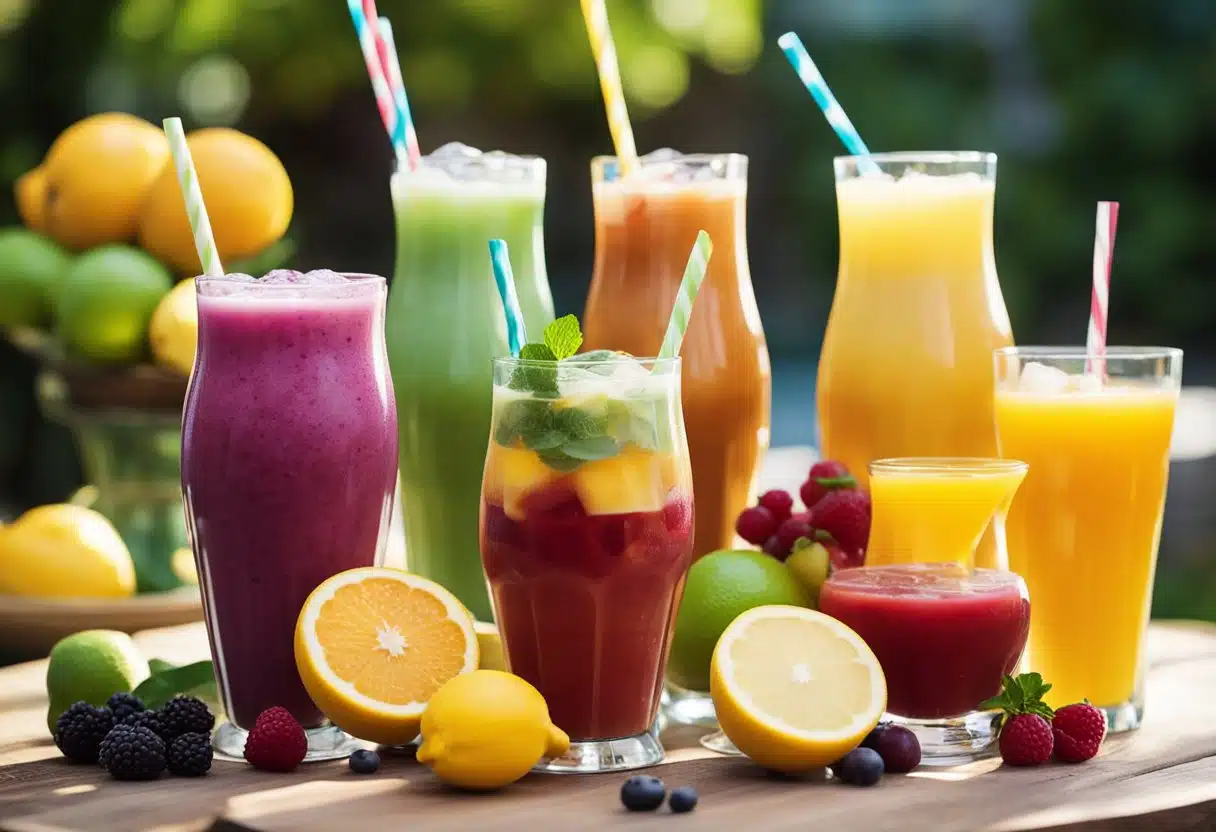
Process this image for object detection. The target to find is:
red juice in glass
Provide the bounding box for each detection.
[819,564,1029,764]
[480,354,694,773]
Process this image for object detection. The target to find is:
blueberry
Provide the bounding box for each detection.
[860,721,890,751]
[834,747,884,786]
[349,749,380,774]
[668,786,698,813]
[620,775,666,811]
[875,725,921,773]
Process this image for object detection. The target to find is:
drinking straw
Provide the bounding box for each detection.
[1086,201,1120,376]
[161,117,224,278]
[580,0,638,178]
[489,240,527,357]
[778,32,879,175]
[345,0,407,161]
[657,230,713,362]
[376,17,422,170]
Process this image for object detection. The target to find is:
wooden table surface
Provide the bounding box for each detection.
[3,622,1216,831]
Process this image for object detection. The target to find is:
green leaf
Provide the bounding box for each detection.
[607,399,660,450]
[523,429,566,451]
[493,398,551,445]
[543,315,583,360]
[519,343,557,362]
[560,435,621,461]
[132,660,216,710]
[538,449,583,472]
[508,363,558,395]
[554,407,605,440]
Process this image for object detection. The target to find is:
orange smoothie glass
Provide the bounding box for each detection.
[868,458,1027,569]
[817,152,1013,568]
[994,347,1181,731]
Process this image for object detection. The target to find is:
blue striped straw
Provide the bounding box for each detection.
[489,239,527,356]
[778,32,879,174]
[377,18,422,170]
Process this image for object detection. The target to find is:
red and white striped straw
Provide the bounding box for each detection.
[1086,201,1120,375]
[346,0,399,154]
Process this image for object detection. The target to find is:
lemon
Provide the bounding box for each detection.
[148,278,198,376]
[294,567,478,746]
[417,670,570,790]
[667,550,810,692]
[474,621,507,672]
[46,629,150,734]
[0,504,135,599]
[171,547,198,586]
[710,605,886,774]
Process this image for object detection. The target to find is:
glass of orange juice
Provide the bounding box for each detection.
[994,347,1182,731]
[867,458,1028,569]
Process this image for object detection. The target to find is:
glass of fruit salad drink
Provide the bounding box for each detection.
[480,351,695,773]
[820,563,1031,764]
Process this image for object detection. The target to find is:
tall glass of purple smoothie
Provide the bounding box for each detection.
[181,270,398,761]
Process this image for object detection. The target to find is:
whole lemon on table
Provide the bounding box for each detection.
[0,504,136,600]
[16,113,170,248]
[139,128,292,274]
[148,277,198,376]
[45,629,150,734]
[417,670,570,790]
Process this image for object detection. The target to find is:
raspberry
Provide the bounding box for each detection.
[99,724,166,780]
[983,673,1056,767]
[244,706,307,772]
[158,695,215,740]
[771,514,814,560]
[54,702,114,763]
[756,490,794,524]
[1052,702,1106,763]
[810,489,871,556]
[735,505,777,545]
[799,460,856,510]
[167,732,214,776]
[106,692,145,724]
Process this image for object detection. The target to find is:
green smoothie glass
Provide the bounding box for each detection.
[386,143,554,621]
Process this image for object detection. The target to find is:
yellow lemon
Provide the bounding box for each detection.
[294,567,478,746]
[417,670,570,791]
[148,278,198,376]
[710,605,886,774]
[0,504,135,599]
[139,128,292,274]
[171,547,198,586]
[26,113,171,250]
[474,621,507,671]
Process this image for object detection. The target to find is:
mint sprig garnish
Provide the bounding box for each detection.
[981,672,1055,726]
[508,315,583,395]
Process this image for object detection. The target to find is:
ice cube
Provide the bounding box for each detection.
[301,269,347,285]
[557,365,610,397]
[1074,372,1104,393]
[260,268,304,284]
[427,141,482,162]
[606,357,651,383]
[1018,361,1070,394]
[221,272,257,283]
[641,148,681,163]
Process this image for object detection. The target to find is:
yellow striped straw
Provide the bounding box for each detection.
[580,0,638,177]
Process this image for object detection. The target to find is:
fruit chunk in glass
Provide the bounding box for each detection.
[479,355,694,773]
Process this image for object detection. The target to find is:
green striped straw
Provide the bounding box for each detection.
[162,117,224,277]
[656,230,712,363]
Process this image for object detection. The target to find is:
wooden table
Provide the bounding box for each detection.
[3,623,1216,831]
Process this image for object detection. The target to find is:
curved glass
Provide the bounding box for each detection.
[480,355,694,773]
[183,273,398,761]
[994,345,1182,732]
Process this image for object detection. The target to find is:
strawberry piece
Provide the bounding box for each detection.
[799,460,856,511]
[1052,702,1106,763]
[244,706,307,772]
[810,489,871,556]
[735,505,777,546]
[814,530,864,570]
[982,673,1056,767]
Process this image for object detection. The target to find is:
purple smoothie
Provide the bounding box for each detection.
[182,272,397,730]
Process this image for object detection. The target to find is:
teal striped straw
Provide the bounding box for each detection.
[489,239,527,357]
[657,230,713,362]
[778,32,879,175]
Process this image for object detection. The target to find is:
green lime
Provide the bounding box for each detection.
[46,629,150,734]
[55,244,172,364]
[786,540,832,607]
[667,550,811,692]
[0,228,72,327]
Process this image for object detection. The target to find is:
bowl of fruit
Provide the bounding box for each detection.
[0,113,295,654]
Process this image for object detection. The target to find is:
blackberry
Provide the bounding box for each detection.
[166,732,213,777]
[158,696,215,740]
[122,709,166,740]
[54,702,114,763]
[99,725,166,781]
[106,692,145,724]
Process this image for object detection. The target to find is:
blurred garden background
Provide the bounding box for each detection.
[2,0,1215,616]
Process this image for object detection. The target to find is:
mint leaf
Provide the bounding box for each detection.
[555,407,605,440]
[607,399,660,451]
[538,449,583,472]
[544,315,583,360]
[561,435,621,461]
[523,429,566,451]
[519,343,557,362]
[132,660,216,709]
[494,398,552,446]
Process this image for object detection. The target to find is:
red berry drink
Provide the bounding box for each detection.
[819,564,1029,764]
[480,354,694,773]
[182,272,398,761]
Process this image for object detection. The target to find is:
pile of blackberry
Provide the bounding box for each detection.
[54,693,215,780]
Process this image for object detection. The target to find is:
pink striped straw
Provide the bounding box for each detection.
[377,18,422,170]
[345,0,405,160]
[1086,201,1120,376]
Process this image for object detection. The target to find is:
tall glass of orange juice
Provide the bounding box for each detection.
[994,347,1181,731]
[817,152,1013,568]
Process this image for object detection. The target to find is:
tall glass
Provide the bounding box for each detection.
[994,347,1181,730]
[480,355,695,773]
[182,275,398,760]
[817,152,1013,568]
[387,144,555,622]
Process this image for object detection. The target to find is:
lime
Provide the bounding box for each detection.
[0,228,72,327]
[46,629,150,734]
[667,550,811,692]
[786,540,832,607]
[54,244,172,364]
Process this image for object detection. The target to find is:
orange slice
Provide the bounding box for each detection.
[294,567,478,745]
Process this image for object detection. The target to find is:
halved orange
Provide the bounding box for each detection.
[294,567,478,745]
